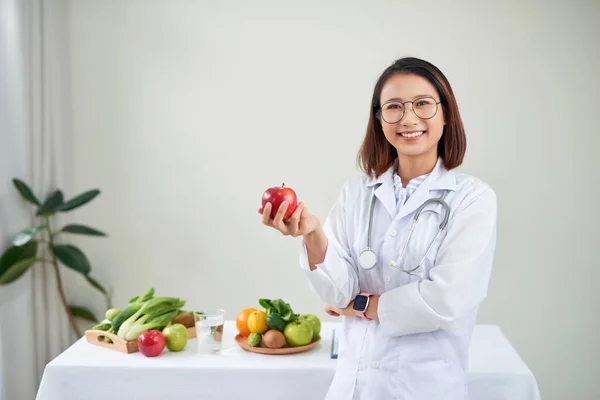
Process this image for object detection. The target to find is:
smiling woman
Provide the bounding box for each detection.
[358,57,467,182]
[259,56,496,400]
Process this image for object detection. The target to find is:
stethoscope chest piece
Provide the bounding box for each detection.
[358,249,377,270]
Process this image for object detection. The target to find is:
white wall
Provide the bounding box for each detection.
[68,1,599,399]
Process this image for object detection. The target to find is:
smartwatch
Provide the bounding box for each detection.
[352,293,373,319]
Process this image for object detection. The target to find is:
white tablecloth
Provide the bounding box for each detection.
[36,321,540,400]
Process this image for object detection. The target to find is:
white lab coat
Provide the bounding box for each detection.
[299,158,497,400]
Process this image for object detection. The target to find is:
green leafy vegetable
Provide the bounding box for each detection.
[258,298,296,322]
[92,322,111,331]
[123,309,180,341]
[117,296,186,340]
[111,303,144,332]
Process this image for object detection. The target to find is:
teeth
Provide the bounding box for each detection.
[400,131,424,138]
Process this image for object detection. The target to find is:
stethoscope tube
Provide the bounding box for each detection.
[359,191,451,278]
[357,193,378,270]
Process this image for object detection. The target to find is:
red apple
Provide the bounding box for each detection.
[137,330,166,357]
[262,183,298,220]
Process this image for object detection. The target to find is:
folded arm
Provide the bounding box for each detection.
[376,188,497,336]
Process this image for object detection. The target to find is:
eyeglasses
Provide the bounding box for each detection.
[378,97,441,124]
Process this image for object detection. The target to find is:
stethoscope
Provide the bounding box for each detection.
[358,190,451,279]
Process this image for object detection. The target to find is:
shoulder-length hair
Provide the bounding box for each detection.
[357,57,467,177]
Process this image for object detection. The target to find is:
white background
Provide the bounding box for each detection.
[57,1,600,398]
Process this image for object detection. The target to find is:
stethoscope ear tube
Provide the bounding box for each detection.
[360,190,451,274]
[414,198,450,230]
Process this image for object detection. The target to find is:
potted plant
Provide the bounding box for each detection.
[0,179,111,337]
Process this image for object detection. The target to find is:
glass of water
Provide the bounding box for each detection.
[194,309,226,354]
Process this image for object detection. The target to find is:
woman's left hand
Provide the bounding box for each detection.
[325,302,356,317]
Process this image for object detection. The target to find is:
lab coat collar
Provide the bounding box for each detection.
[366,157,456,220]
[369,167,396,218]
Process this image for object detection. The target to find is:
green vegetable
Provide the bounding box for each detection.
[127,287,155,305]
[123,308,180,341]
[110,303,143,332]
[105,308,122,321]
[137,287,155,303]
[248,332,262,347]
[259,298,295,322]
[112,287,158,331]
[104,327,116,343]
[92,322,111,331]
[117,296,185,340]
[266,313,286,332]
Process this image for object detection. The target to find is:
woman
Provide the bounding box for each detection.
[259,57,497,400]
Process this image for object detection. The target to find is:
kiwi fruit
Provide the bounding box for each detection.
[172,313,195,328]
[262,329,286,349]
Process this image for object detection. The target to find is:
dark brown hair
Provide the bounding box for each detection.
[357,57,466,177]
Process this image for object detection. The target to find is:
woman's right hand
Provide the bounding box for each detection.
[259,201,321,238]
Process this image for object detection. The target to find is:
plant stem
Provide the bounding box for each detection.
[44,216,82,337]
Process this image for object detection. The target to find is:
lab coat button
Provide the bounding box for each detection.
[384,276,391,282]
[389,229,397,237]
[372,361,379,369]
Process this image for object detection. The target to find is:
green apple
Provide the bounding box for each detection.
[162,323,188,352]
[297,314,321,341]
[283,321,313,347]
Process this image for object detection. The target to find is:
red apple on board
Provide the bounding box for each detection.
[262,183,297,220]
[137,330,166,357]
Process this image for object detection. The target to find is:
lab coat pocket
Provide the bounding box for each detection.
[397,332,453,399]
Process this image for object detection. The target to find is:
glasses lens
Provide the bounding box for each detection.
[413,98,437,119]
[381,102,404,124]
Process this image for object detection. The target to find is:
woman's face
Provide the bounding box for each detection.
[379,73,445,162]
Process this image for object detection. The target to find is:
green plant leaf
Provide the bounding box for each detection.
[60,224,107,236]
[36,190,64,216]
[12,178,41,206]
[69,305,98,323]
[0,257,37,284]
[85,274,107,295]
[0,241,38,278]
[55,190,100,212]
[12,224,47,246]
[52,244,91,275]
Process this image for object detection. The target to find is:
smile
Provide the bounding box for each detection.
[397,130,426,138]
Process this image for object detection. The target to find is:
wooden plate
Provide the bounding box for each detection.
[235,334,320,355]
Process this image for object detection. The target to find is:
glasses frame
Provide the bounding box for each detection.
[377,96,442,124]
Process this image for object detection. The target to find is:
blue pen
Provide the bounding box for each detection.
[330,328,338,359]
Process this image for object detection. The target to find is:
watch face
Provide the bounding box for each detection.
[353,295,369,312]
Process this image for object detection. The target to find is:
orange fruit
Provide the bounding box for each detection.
[236,308,258,337]
[247,310,268,334]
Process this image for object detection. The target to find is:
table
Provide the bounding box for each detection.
[36,321,541,400]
